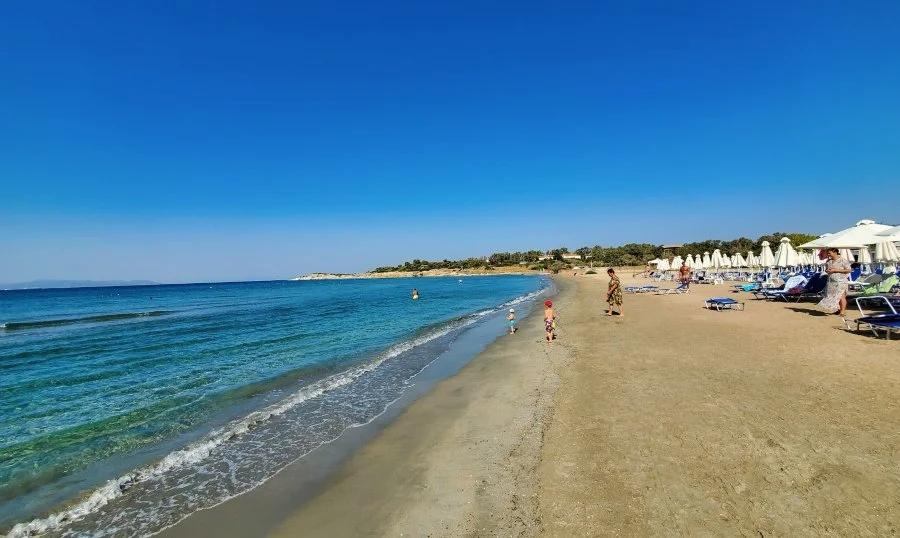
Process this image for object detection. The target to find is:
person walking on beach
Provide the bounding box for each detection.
[606,268,623,316]
[507,308,517,334]
[679,262,692,285]
[544,300,556,342]
[817,248,851,315]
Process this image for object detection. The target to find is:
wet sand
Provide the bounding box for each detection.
[165,273,900,537]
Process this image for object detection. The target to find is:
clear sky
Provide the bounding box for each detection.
[2,1,898,283]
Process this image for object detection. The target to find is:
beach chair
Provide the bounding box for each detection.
[704,297,745,311]
[625,285,658,294]
[762,274,826,302]
[733,282,761,292]
[752,275,807,300]
[853,295,900,316]
[847,313,900,340]
[654,282,690,295]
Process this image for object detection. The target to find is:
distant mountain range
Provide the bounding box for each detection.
[1,280,159,290]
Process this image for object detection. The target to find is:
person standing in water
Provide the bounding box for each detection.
[411,288,419,300]
[544,300,556,342]
[507,308,516,334]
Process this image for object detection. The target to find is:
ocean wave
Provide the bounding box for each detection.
[1,311,175,331]
[4,310,487,538]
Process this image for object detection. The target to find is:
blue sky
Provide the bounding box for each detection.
[2,1,898,282]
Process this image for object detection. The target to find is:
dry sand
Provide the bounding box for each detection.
[170,273,900,537]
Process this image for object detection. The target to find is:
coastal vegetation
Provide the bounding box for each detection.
[371,233,818,273]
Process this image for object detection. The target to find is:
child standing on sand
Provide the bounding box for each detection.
[544,300,556,342]
[507,308,516,334]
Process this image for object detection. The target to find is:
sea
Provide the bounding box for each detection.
[0,275,548,537]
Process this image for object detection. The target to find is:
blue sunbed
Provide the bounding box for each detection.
[704,297,745,311]
[851,313,900,340]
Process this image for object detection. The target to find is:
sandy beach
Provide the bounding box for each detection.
[164,273,900,537]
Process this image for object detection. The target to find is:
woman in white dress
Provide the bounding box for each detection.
[816,248,852,315]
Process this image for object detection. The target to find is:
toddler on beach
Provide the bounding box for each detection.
[507,308,516,334]
[544,300,556,342]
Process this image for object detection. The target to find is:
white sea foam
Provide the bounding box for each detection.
[5,310,488,538]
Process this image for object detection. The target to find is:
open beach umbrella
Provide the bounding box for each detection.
[773,237,799,268]
[758,241,776,267]
[800,219,892,248]
[875,225,900,242]
[875,241,900,263]
[702,252,711,268]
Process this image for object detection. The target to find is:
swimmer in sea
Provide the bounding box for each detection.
[411,288,419,300]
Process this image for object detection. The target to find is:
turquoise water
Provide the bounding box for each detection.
[0,276,546,537]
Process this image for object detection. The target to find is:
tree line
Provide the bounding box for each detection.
[371,232,818,273]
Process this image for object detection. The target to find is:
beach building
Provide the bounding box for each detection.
[661,244,683,259]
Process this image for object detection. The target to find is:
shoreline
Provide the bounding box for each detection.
[156,277,566,538]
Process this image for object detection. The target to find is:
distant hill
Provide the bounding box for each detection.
[1,280,158,290]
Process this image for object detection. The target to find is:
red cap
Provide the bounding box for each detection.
[544,300,552,307]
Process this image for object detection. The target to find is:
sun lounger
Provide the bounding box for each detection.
[625,285,658,293]
[848,313,900,340]
[655,282,690,295]
[761,274,827,302]
[752,275,808,300]
[853,295,900,316]
[704,297,745,311]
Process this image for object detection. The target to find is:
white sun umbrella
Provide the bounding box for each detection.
[746,251,758,267]
[800,219,892,248]
[694,254,705,269]
[671,255,684,270]
[702,252,711,269]
[875,241,900,263]
[733,252,748,268]
[758,241,776,268]
[710,249,725,273]
[875,225,900,242]
[685,254,695,269]
[839,249,856,263]
[657,258,671,271]
[857,246,873,266]
[773,237,799,268]
[720,253,731,268]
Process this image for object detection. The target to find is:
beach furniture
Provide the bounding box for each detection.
[848,274,899,296]
[654,282,690,295]
[751,275,807,300]
[853,295,900,316]
[625,285,658,293]
[704,297,745,311]
[847,313,900,340]
[759,273,827,302]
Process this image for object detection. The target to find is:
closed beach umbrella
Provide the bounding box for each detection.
[733,253,748,267]
[695,254,705,269]
[773,237,799,268]
[720,253,731,268]
[839,248,856,263]
[685,254,695,268]
[657,258,670,271]
[758,241,776,267]
[875,241,900,262]
[800,219,892,248]
[702,252,711,268]
[858,246,873,265]
[671,255,683,270]
[746,251,757,267]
